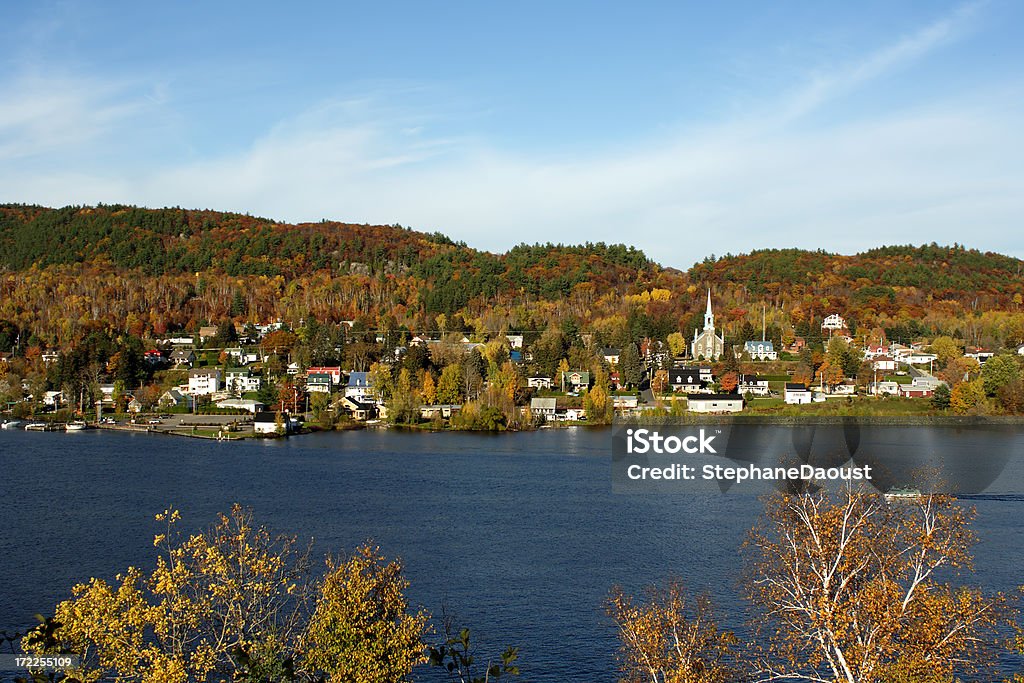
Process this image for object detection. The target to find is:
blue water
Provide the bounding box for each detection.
[0,427,1021,680]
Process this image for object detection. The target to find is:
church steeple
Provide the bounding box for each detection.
[704,289,714,331]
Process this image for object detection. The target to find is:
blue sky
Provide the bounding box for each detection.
[2,1,1023,268]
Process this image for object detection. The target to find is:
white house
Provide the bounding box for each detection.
[687,394,743,413]
[345,372,375,402]
[743,340,778,361]
[306,373,333,393]
[224,347,259,366]
[225,368,261,394]
[253,411,296,434]
[668,366,712,393]
[902,352,937,366]
[216,398,266,413]
[863,343,889,359]
[873,356,896,372]
[868,380,901,396]
[737,374,770,396]
[530,397,557,418]
[170,349,196,368]
[784,383,813,404]
[527,377,553,390]
[505,334,524,349]
[822,314,847,331]
[601,348,621,365]
[188,369,222,396]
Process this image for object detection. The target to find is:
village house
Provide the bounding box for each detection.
[169,335,195,346]
[867,380,901,396]
[527,377,553,390]
[737,374,770,396]
[505,334,524,349]
[687,394,743,413]
[170,349,196,368]
[668,365,713,393]
[419,403,460,420]
[821,314,849,337]
[825,381,857,395]
[784,336,806,354]
[873,356,896,372]
[159,388,192,410]
[600,348,621,365]
[216,398,266,413]
[306,373,333,394]
[41,350,60,365]
[898,385,934,399]
[612,395,639,410]
[144,349,165,365]
[225,368,261,394]
[253,411,297,434]
[530,397,557,418]
[339,395,378,421]
[224,347,260,365]
[345,372,375,402]
[306,366,343,385]
[743,340,777,361]
[965,347,995,364]
[863,343,890,359]
[188,368,222,396]
[784,383,813,405]
[560,370,590,392]
[198,326,219,342]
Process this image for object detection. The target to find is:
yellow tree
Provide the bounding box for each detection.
[421,370,437,405]
[23,507,431,683]
[607,580,737,683]
[745,488,1004,683]
[301,546,428,681]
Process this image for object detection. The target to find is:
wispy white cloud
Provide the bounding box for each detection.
[2,1,1022,267]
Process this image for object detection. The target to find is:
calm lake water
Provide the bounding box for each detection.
[1,427,1022,680]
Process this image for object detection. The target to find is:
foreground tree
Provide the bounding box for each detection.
[23,506,429,683]
[607,580,738,683]
[745,487,1004,683]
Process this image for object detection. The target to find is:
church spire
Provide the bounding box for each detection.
[704,289,714,331]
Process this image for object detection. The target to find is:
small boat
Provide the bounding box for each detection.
[1,420,24,430]
[884,486,924,502]
[65,421,88,431]
[25,422,50,431]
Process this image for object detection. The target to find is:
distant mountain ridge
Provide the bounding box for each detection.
[1,204,1023,345]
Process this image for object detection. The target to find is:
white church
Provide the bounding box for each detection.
[691,290,725,360]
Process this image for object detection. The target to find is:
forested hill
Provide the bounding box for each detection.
[0,204,651,302]
[2,204,1023,347]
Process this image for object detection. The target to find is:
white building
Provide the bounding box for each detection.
[188,369,222,396]
[687,394,743,413]
[528,377,553,390]
[784,383,813,404]
[691,290,725,360]
[822,314,847,331]
[743,340,777,361]
[530,397,557,417]
[868,381,901,396]
[225,369,261,394]
[215,398,266,414]
[737,374,770,396]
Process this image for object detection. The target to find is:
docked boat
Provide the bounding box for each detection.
[884,486,924,502]
[65,421,88,431]
[1,420,24,430]
[25,422,51,431]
